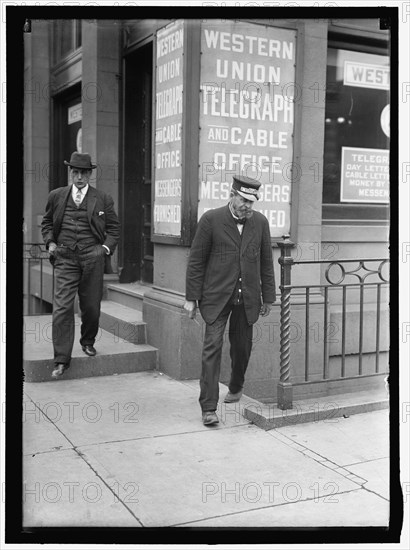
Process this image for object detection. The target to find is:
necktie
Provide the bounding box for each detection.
[74,188,82,208]
[235,217,245,225]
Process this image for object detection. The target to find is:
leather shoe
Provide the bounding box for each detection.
[224,390,243,403]
[52,363,68,378]
[202,411,219,426]
[82,345,96,356]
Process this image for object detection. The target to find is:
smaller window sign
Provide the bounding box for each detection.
[343,61,389,90]
[68,103,82,124]
[340,146,389,204]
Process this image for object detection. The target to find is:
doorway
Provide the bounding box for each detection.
[51,84,82,189]
[121,43,154,284]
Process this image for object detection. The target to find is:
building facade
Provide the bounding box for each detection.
[23,17,390,401]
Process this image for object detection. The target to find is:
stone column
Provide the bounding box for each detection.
[81,20,121,271]
[24,20,51,243]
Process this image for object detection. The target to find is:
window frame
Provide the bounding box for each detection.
[322,29,391,225]
[52,19,82,67]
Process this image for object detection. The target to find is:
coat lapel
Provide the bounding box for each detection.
[54,185,72,236]
[223,205,241,248]
[240,213,256,255]
[86,186,97,224]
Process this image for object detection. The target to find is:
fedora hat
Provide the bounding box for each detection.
[64,152,97,170]
[232,175,261,202]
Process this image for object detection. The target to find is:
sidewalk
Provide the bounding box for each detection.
[23,371,389,528]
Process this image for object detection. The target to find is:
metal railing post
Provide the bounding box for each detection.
[277,235,294,410]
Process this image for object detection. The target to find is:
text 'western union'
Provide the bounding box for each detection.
[344,62,389,90]
[156,85,183,120]
[157,28,183,59]
[204,30,293,60]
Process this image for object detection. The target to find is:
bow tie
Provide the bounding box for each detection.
[235,217,246,225]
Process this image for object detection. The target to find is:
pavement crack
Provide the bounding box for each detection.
[265,430,372,487]
[75,452,145,527]
[343,456,389,467]
[24,396,78,449]
[170,487,364,527]
[74,423,250,449]
[24,447,69,457]
[24,395,144,526]
[360,485,389,502]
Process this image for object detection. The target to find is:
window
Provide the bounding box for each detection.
[53,20,82,65]
[322,45,390,224]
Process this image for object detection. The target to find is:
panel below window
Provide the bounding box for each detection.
[322,203,389,225]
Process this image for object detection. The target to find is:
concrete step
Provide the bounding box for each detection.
[106,282,150,312]
[242,388,389,430]
[99,300,146,344]
[23,315,158,383]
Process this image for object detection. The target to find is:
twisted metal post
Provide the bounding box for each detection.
[277,235,294,410]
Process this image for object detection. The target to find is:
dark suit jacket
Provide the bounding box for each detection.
[41,185,120,273]
[186,205,276,325]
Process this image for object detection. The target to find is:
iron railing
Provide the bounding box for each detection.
[23,243,54,315]
[277,235,389,410]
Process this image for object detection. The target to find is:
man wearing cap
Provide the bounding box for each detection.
[41,152,120,378]
[184,175,276,426]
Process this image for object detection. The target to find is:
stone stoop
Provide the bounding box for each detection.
[23,315,158,383]
[99,301,146,345]
[99,281,152,346]
[105,282,148,312]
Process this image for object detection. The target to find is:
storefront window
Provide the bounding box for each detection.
[322,47,390,223]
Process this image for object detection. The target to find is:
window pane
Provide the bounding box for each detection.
[75,20,82,49]
[60,20,74,58]
[322,47,390,219]
[53,20,81,64]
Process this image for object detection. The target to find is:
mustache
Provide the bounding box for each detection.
[236,210,253,219]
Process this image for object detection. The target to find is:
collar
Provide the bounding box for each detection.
[72,184,89,196]
[228,202,245,224]
[228,202,239,220]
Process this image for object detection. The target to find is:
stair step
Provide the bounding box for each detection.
[243,389,389,430]
[106,282,149,311]
[100,301,146,344]
[23,316,158,383]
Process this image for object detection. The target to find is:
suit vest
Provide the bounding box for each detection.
[57,194,98,250]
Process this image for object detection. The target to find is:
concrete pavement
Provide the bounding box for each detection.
[23,371,389,528]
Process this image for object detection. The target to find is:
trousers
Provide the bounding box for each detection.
[199,300,253,412]
[52,244,105,364]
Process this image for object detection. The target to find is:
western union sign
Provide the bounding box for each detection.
[343,61,389,90]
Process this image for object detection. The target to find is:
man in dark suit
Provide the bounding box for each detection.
[41,152,120,378]
[184,175,276,425]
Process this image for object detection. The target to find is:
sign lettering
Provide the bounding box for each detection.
[343,61,389,90]
[198,21,296,237]
[340,147,389,203]
[153,21,184,236]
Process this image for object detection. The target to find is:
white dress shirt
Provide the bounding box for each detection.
[72,183,89,205]
[229,203,245,235]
